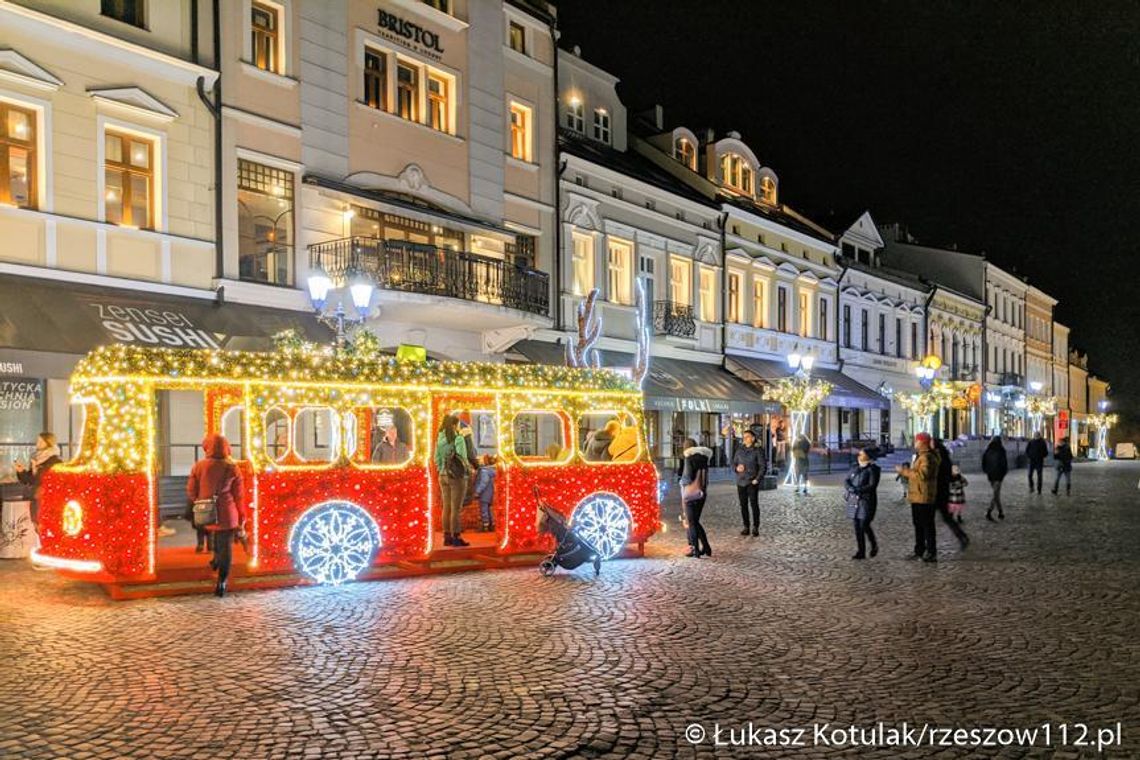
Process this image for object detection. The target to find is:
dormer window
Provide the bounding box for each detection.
[720,152,753,195]
[593,108,611,144]
[760,174,777,205]
[675,138,696,170]
[565,98,584,132]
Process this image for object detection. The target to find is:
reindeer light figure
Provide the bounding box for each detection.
[566,282,651,388]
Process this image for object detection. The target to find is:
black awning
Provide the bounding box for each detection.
[725,355,891,411]
[509,340,779,415]
[0,274,332,368]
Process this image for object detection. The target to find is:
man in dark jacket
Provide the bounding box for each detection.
[1051,436,1074,495]
[733,430,766,536]
[1025,432,1049,494]
[933,439,968,550]
[791,434,811,495]
[981,435,1008,521]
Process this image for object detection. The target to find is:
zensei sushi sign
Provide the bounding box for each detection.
[89,302,222,349]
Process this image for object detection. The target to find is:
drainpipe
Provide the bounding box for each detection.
[194,0,224,283]
[190,0,199,63]
[549,21,563,332]
[921,281,937,356]
[717,211,728,362]
[835,257,850,371]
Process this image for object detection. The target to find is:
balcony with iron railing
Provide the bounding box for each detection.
[998,372,1025,387]
[308,237,549,317]
[653,300,696,339]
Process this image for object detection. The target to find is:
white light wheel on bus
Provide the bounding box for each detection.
[288,502,382,585]
[570,493,632,561]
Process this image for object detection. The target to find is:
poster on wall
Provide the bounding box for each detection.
[0,377,45,482]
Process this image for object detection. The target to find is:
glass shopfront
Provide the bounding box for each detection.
[0,377,44,482]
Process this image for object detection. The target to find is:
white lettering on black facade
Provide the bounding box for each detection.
[90,303,222,349]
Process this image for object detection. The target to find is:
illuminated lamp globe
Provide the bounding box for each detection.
[307,264,332,310]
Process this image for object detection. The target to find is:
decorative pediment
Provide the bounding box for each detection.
[776,262,800,277]
[563,193,602,231]
[0,50,62,91]
[88,87,178,121]
[694,237,719,266]
[752,255,777,270]
[345,164,474,217]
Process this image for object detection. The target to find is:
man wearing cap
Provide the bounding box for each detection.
[895,432,941,563]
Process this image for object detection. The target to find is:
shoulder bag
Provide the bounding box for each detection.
[191,464,229,528]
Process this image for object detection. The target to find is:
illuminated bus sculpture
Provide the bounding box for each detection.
[31,344,660,595]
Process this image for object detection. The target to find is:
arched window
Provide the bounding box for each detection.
[675,138,695,170]
[719,152,752,195]
[760,175,777,205]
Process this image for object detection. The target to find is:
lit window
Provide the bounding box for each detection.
[593,109,610,144]
[565,99,584,132]
[669,257,691,306]
[251,2,281,73]
[752,278,767,328]
[798,291,810,337]
[0,102,36,209]
[428,73,449,132]
[237,159,294,285]
[104,129,154,229]
[508,21,526,54]
[607,238,632,305]
[760,174,777,204]
[571,232,594,296]
[101,0,145,28]
[397,62,418,122]
[720,152,754,194]
[675,138,695,169]
[698,267,716,322]
[741,165,753,195]
[509,102,532,161]
[364,49,386,110]
[728,273,742,323]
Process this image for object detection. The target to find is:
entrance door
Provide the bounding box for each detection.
[431,393,498,550]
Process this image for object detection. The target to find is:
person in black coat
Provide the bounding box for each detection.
[15,432,62,525]
[934,438,969,549]
[678,438,712,558]
[732,430,766,537]
[981,435,1008,521]
[843,448,880,559]
[1051,436,1074,495]
[1025,432,1049,494]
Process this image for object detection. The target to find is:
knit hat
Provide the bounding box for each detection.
[914,432,932,445]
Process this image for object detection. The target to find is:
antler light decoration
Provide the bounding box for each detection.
[566,288,602,369]
[631,278,650,387]
[1088,412,1118,460]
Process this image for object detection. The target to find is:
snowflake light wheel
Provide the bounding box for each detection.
[570,493,631,561]
[289,502,381,585]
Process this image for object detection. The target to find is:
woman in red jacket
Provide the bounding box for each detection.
[186,434,245,597]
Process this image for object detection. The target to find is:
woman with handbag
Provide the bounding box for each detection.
[843,448,880,560]
[678,437,713,558]
[186,434,245,597]
[434,413,471,547]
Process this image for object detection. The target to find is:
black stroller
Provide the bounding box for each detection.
[536,498,603,577]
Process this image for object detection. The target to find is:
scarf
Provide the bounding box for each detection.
[31,445,61,473]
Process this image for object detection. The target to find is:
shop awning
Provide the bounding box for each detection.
[726,355,891,410]
[509,340,779,415]
[0,274,332,377]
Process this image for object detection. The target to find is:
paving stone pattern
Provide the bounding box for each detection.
[1,463,1139,759]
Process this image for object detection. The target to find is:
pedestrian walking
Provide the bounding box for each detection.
[791,433,811,495]
[14,432,62,526]
[934,438,969,550]
[981,435,1008,521]
[1051,436,1074,495]
[895,432,940,563]
[473,454,497,533]
[733,429,765,537]
[186,434,245,597]
[844,448,880,560]
[948,465,968,523]
[435,413,471,547]
[1025,432,1048,494]
[678,438,712,558]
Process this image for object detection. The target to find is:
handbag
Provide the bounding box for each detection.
[191,465,229,528]
[681,477,705,504]
[445,446,470,480]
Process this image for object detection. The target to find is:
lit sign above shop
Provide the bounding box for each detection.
[378,9,445,58]
[90,303,222,350]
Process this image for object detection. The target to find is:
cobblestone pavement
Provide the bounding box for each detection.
[2,463,1139,759]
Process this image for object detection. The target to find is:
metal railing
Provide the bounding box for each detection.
[998,372,1025,387]
[308,236,550,316]
[653,300,696,338]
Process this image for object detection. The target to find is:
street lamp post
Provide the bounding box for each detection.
[307,260,376,349]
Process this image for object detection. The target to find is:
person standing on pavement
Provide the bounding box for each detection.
[732,430,765,537]
[791,433,811,495]
[1025,432,1049,494]
[933,438,969,550]
[1052,436,1074,495]
[435,413,471,547]
[14,432,62,526]
[982,435,1009,521]
[844,448,880,559]
[186,434,245,597]
[678,438,712,558]
[895,432,940,563]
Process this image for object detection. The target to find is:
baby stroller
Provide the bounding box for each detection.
[536,495,603,577]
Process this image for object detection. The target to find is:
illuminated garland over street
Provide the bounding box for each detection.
[1087,412,1118,460]
[896,383,956,434]
[764,375,832,485]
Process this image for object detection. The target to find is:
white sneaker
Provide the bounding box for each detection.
[157,525,176,537]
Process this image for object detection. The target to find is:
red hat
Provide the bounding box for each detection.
[914,432,932,445]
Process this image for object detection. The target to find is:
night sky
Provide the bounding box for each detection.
[558,0,1140,437]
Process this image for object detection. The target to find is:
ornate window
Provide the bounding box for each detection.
[607,238,633,305]
[571,232,594,296]
[720,152,754,195]
[760,174,777,204]
[675,138,695,169]
[103,129,154,229]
